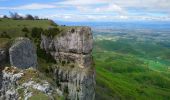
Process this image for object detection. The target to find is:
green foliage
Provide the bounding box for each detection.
[22,27,29,33]
[37,47,56,64]
[31,27,43,38]
[0,31,11,38]
[94,38,170,100]
[42,27,60,37]
[29,89,49,100]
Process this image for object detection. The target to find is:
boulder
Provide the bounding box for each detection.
[9,37,37,69]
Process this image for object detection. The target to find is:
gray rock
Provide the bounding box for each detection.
[5,89,18,100]
[54,66,95,100]
[0,67,56,100]
[41,27,93,68]
[41,26,95,100]
[41,27,93,54]
[9,37,37,69]
[0,67,22,100]
[0,49,6,90]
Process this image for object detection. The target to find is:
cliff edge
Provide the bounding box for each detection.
[0,25,95,100]
[41,26,95,100]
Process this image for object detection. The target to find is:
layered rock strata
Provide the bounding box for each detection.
[41,27,95,100]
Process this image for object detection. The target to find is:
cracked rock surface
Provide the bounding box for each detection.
[9,37,37,69]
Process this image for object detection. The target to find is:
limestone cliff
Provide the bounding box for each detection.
[0,26,95,100]
[40,26,95,100]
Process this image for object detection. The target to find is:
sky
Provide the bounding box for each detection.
[0,0,170,22]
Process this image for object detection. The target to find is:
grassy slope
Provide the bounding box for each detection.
[0,18,54,37]
[94,39,170,100]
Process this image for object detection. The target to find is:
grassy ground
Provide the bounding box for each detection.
[0,18,54,37]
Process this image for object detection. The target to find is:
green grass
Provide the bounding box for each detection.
[29,88,49,100]
[94,38,170,100]
[0,18,55,37]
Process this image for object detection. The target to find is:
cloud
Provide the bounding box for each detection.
[43,13,170,22]
[76,4,125,14]
[56,0,111,6]
[112,0,170,13]
[0,14,4,18]
[0,0,170,21]
[54,0,125,15]
[0,3,56,10]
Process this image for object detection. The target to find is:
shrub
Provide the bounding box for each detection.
[31,27,43,38]
[24,33,28,37]
[22,27,29,33]
[43,27,60,37]
[0,32,11,38]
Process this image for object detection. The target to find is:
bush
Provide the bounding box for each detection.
[43,27,60,37]
[24,33,28,37]
[0,32,11,38]
[31,27,43,38]
[25,14,34,20]
[37,47,56,63]
[22,27,29,33]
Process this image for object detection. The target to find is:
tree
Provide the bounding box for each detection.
[3,15,8,18]
[9,12,22,20]
[25,14,34,20]
[34,16,39,20]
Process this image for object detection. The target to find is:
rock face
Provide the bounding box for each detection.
[41,27,93,54]
[9,37,37,69]
[41,27,95,100]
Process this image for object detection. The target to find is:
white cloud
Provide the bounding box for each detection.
[112,0,170,13]
[0,14,4,18]
[56,0,111,6]
[43,13,170,22]
[0,0,170,21]
[0,3,56,10]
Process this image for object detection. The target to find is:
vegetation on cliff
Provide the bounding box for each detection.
[1,18,170,100]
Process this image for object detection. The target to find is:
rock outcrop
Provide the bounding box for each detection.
[0,26,95,100]
[0,49,7,91]
[9,37,37,69]
[0,67,58,100]
[41,27,95,100]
